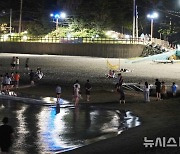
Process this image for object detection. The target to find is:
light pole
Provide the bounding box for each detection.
[147,12,158,41]
[19,0,23,34]
[50,12,66,30]
[132,0,136,38]
[10,9,12,34]
[1,9,12,34]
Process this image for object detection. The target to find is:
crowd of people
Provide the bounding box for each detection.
[0,57,44,95]
[0,56,179,153]
[0,72,20,95]
[106,69,132,79]
[143,79,178,102]
[105,70,178,104]
[56,79,92,107]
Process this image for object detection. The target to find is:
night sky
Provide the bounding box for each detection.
[0,0,179,42]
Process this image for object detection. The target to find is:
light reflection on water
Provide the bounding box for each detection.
[0,99,140,153]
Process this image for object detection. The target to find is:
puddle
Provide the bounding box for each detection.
[0,99,140,153]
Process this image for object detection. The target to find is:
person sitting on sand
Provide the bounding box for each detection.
[36,67,44,80]
[107,70,116,78]
[120,68,132,73]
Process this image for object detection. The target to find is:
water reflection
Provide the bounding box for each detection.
[0,99,140,153]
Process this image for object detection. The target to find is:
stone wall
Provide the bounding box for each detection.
[0,42,145,58]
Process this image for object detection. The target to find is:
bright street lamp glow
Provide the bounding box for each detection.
[50,12,67,19]
[50,11,67,31]
[60,12,66,19]
[147,12,158,42]
[22,35,28,41]
[54,14,60,19]
[147,12,159,19]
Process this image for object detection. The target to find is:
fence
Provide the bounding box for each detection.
[0,35,169,47]
[0,36,146,44]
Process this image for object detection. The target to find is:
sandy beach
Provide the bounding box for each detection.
[1,53,180,85]
[0,53,180,154]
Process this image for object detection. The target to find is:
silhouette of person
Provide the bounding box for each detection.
[85,79,92,101]
[56,103,60,114]
[56,84,62,103]
[0,117,14,153]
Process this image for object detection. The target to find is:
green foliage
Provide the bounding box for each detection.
[47,19,106,38]
[27,22,52,36]
[47,27,68,37]
[158,28,174,36]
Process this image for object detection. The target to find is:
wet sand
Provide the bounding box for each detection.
[0,53,180,154]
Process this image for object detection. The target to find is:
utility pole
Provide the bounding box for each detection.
[19,0,23,34]
[56,18,59,30]
[132,0,136,38]
[135,5,138,38]
[150,18,153,41]
[10,9,12,34]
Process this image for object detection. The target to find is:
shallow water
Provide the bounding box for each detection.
[0,99,140,153]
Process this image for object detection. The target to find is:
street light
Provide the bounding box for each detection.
[50,12,67,30]
[147,12,159,41]
[0,9,12,34]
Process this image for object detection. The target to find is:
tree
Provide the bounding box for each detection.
[76,0,133,33]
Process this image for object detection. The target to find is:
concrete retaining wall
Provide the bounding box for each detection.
[0,42,145,58]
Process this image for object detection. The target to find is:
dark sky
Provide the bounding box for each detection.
[0,0,178,19]
[0,0,179,41]
[0,0,57,11]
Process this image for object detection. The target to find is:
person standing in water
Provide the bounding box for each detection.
[56,84,62,104]
[74,84,80,106]
[85,79,92,102]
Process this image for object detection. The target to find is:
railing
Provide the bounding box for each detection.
[0,35,169,47]
[0,36,146,44]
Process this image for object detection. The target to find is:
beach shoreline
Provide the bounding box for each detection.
[0,53,180,154]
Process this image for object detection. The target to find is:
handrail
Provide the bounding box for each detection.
[0,36,169,47]
[0,36,146,44]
